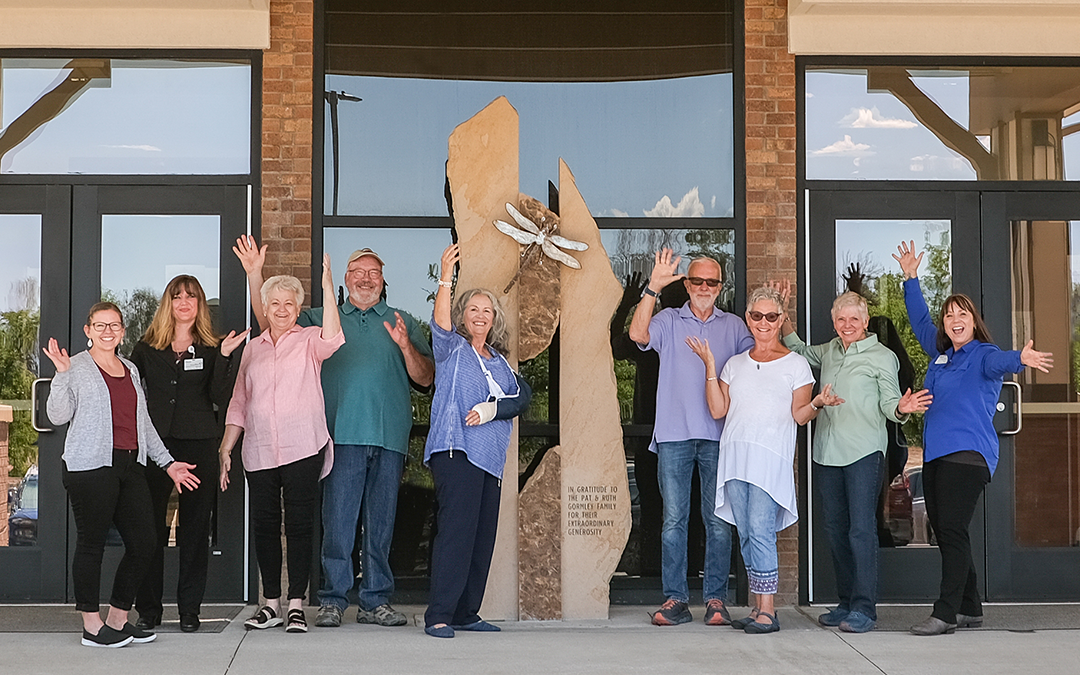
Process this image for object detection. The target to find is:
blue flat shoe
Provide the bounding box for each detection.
[838,610,876,633]
[424,624,455,638]
[451,620,500,632]
[817,606,849,627]
[744,611,780,634]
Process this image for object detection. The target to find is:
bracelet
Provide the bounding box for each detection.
[437,280,452,288]
[810,400,820,411]
[642,287,659,298]
[706,376,717,382]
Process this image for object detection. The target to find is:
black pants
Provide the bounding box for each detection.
[63,450,157,613]
[425,450,501,627]
[247,452,322,600]
[924,457,990,623]
[135,437,218,618]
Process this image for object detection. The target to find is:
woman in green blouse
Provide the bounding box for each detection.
[780,287,931,633]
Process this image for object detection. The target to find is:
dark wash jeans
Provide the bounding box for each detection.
[246,451,322,600]
[136,437,219,618]
[63,449,157,613]
[425,450,501,628]
[924,457,990,623]
[814,452,883,620]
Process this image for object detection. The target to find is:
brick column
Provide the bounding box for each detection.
[745,0,799,605]
[262,0,315,295]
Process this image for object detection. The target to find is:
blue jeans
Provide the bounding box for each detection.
[657,439,732,603]
[318,444,405,611]
[725,480,780,595]
[814,453,882,620]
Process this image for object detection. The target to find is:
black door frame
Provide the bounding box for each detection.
[0,184,71,602]
[980,191,1080,601]
[804,188,983,604]
[64,184,254,606]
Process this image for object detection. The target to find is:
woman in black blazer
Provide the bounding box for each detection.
[131,275,247,632]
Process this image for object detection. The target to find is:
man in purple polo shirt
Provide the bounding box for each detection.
[629,248,754,626]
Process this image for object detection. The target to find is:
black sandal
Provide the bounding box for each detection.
[244,606,283,630]
[285,608,308,633]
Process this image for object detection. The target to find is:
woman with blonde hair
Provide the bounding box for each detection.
[131,275,247,633]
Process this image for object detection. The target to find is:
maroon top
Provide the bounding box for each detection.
[97,364,139,450]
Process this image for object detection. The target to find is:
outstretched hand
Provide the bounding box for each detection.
[233,235,266,275]
[621,272,647,307]
[648,248,684,293]
[220,329,250,358]
[384,312,412,350]
[685,336,715,370]
[813,383,845,409]
[897,387,933,414]
[167,461,201,492]
[42,337,70,372]
[891,240,923,280]
[1020,340,1054,373]
[843,262,866,295]
[440,244,460,283]
[767,279,792,313]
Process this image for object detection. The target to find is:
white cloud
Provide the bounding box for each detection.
[909,154,968,172]
[710,195,716,209]
[604,208,630,218]
[102,144,162,152]
[811,135,875,157]
[840,107,917,129]
[644,187,705,218]
[805,92,815,98]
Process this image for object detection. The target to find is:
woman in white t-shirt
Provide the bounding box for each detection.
[687,286,841,634]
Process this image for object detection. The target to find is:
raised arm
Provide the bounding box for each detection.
[434,244,458,332]
[685,336,729,419]
[320,253,342,340]
[629,248,684,346]
[234,235,269,332]
[385,312,434,387]
[893,241,938,355]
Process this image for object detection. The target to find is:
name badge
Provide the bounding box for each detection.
[934,354,948,365]
[184,358,204,371]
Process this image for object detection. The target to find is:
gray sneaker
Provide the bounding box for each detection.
[314,605,343,628]
[357,604,407,627]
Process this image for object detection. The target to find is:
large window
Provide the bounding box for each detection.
[806,66,1080,182]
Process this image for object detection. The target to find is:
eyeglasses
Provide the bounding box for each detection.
[748,311,781,323]
[686,277,721,287]
[347,269,383,279]
[90,322,124,332]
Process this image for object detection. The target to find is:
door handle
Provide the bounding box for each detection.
[31,378,53,433]
[1000,380,1022,436]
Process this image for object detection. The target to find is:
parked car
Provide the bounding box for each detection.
[8,464,38,546]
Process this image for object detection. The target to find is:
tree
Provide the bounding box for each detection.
[101,287,160,357]
[0,308,40,477]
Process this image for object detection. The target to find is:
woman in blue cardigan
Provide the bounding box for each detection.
[893,241,1053,636]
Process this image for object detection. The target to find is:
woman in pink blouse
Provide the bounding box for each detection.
[218,254,343,634]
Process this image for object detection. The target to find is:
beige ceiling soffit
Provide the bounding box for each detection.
[0,1,270,50]
[789,1,1080,56]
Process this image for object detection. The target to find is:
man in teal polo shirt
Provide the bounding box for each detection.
[234,239,434,629]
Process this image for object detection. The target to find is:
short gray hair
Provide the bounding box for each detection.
[747,286,783,313]
[831,291,869,320]
[260,275,305,309]
[451,288,511,357]
[687,257,722,278]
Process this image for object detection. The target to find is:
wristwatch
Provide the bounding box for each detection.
[643,287,659,298]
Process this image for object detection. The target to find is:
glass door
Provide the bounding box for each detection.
[806,190,982,603]
[0,185,70,601]
[981,191,1080,600]
[44,184,252,605]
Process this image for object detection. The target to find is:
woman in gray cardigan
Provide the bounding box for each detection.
[44,301,199,648]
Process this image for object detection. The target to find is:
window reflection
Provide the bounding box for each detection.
[100,215,220,356]
[1,214,41,547]
[806,67,1080,181]
[324,75,734,219]
[0,59,250,174]
[834,219,951,548]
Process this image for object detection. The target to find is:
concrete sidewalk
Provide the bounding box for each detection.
[2,604,1069,675]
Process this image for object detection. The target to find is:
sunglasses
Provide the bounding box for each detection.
[686,277,721,287]
[748,311,781,323]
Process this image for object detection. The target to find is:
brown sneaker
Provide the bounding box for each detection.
[704,598,731,626]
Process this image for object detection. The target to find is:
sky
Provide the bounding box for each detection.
[1,59,250,174]
[0,215,41,313]
[323,74,735,220]
[100,215,221,301]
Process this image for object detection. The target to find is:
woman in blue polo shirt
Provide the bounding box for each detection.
[894,241,1053,636]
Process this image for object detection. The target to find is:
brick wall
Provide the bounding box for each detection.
[745,0,799,605]
[262,0,315,295]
